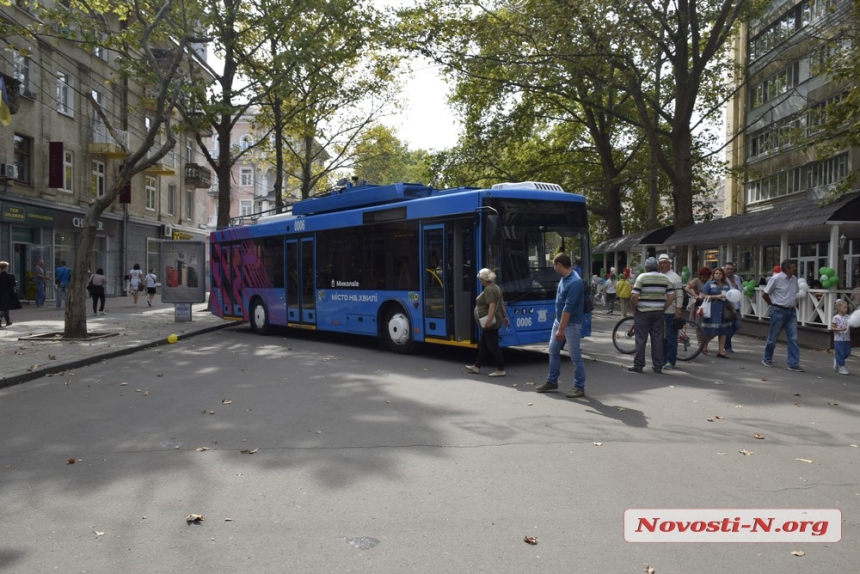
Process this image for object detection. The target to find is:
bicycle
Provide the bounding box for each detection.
[611,315,705,361]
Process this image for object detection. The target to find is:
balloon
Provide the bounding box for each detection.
[798,285,808,295]
[829,275,839,286]
[820,274,828,282]
[167,334,178,344]
[638,266,644,273]
[819,266,828,276]
[849,310,860,329]
[797,278,807,287]
[826,267,836,277]
[773,265,781,274]
[682,266,690,272]
[726,289,742,302]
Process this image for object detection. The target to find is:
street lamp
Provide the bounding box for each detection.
[839,234,847,250]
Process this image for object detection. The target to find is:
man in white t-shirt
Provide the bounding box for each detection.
[658,254,684,369]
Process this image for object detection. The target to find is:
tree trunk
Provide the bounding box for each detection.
[63,222,97,338]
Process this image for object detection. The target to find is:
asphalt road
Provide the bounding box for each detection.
[1,321,858,573]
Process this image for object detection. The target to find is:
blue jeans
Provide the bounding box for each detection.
[56,284,69,308]
[762,306,800,367]
[725,311,741,350]
[36,282,46,307]
[834,340,851,368]
[547,319,585,389]
[663,314,678,366]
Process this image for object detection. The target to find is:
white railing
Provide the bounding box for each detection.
[92,123,128,147]
[741,288,854,328]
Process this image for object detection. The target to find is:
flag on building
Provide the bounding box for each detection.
[0,77,11,127]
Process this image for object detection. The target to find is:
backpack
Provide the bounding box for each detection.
[616,278,632,299]
[583,290,594,314]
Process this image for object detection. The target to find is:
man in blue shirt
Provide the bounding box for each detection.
[535,253,587,398]
[55,260,71,309]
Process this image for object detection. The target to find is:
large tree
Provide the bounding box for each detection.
[351,124,433,185]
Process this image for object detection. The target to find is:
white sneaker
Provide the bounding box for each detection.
[834,359,838,371]
[839,367,850,375]
[488,370,506,377]
[465,365,480,374]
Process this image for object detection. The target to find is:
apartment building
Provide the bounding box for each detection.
[0,1,213,302]
[690,0,860,285]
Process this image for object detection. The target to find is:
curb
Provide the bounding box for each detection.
[0,322,234,389]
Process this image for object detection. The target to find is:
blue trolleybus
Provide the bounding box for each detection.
[209,180,591,353]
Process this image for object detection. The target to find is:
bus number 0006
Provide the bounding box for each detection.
[294,220,306,231]
[516,317,532,327]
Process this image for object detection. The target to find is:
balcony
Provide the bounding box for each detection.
[185,163,212,188]
[144,149,177,176]
[87,124,128,158]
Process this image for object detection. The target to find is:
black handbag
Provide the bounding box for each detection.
[723,302,737,321]
[10,290,22,310]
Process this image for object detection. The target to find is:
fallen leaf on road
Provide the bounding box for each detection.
[644,566,656,574]
[827,402,838,406]
[850,444,858,448]
[28,365,39,371]
[67,458,77,464]
[526,402,534,406]
[523,535,537,545]
[735,405,743,409]
[48,355,56,360]
[120,382,128,386]
[790,550,805,557]
[796,458,813,464]
[225,518,233,522]
[196,447,209,452]
[707,418,714,422]
[240,448,259,454]
[208,410,216,415]
[93,530,104,537]
[142,391,149,397]
[617,407,626,411]
[156,373,163,377]
[186,514,205,523]
[739,450,754,456]
[794,403,801,407]
[593,442,603,446]
[794,393,801,396]
[221,399,232,405]
[753,433,764,439]
[135,389,143,393]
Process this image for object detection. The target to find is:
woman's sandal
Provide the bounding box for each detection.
[717,352,729,358]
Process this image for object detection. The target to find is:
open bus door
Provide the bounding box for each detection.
[286,237,316,327]
[423,220,473,343]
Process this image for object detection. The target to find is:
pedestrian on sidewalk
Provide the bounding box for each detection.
[55,260,71,309]
[34,259,47,307]
[145,268,158,307]
[604,272,617,314]
[128,263,144,305]
[723,262,744,352]
[616,273,632,317]
[831,299,851,375]
[535,252,587,398]
[761,259,803,372]
[658,254,684,370]
[628,257,674,374]
[0,261,21,327]
[465,268,510,377]
[89,268,107,315]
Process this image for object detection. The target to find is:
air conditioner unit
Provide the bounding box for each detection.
[0,164,18,179]
[160,223,173,238]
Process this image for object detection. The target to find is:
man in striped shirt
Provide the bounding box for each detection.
[629,257,675,373]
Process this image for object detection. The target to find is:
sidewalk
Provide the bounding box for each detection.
[0,295,233,388]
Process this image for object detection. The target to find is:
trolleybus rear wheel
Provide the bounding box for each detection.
[383,307,415,354]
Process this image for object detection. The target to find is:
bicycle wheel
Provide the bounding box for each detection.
[612,316,637,354]
[676,320,704,361]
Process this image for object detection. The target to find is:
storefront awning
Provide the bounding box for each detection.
[593,225,675,254]
[663,194,860,246]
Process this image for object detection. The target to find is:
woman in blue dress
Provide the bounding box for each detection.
[701,267,732,357]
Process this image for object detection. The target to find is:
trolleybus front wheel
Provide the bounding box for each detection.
[382,307,415,354]
[250,298,271,336]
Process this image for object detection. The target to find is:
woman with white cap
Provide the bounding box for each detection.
[466,268,510,377]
